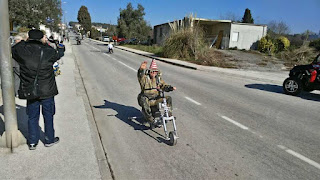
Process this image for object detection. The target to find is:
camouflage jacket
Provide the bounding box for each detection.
[137,68,172,99]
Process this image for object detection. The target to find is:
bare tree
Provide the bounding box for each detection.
[219,12,241,22]
[268,20,290,37]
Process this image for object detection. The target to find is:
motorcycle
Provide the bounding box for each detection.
[76,39,81,45]
[147,88,178,146]
[283,54,320,95]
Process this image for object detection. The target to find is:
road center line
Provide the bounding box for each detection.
[118,61,137,72]
[277,145,320,170]
[221,116,249,130]
[103,53,110,57]
[85,42,101,52]
[185,97,201,105]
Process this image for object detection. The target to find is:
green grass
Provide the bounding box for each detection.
[122,45,164,56]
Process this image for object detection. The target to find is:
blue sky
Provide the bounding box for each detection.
[63,0,320,34]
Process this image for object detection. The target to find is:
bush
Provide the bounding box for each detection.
[163,26,208,61]
[258,36,275,55]
[309,39,320,51]
[280,45,316,67]
[275,36,290,52]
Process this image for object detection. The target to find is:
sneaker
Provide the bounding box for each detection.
[153,119,163,128]
[28,143,37,150]
[44,137,60,147]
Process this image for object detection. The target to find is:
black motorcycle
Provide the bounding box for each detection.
[283,54,320,95]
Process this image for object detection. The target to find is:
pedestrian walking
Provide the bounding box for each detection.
[12,29,60,150]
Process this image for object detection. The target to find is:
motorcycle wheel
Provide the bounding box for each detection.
[169,131,178,146]
[283,77,303,95]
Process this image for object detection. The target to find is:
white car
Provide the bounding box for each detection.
[103,36,110,42]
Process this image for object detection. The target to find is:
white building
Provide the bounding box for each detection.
[153,18,267,50]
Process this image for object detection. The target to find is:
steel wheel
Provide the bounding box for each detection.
[169,131,178,146]
[283,77,302,96]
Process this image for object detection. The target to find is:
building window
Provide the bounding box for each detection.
[232,32,239,42]
[160,28,163,37]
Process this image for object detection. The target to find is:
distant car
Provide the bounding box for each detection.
[119,38,139,45]
[103,36,110,42]
[119,39,130,45]
[117,37,126,42]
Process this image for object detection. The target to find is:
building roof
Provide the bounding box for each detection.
[154,17,267,27]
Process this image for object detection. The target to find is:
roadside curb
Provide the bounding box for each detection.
[72,44,114,180]
[87,38,288,84]
[115,46,198,70]
[87,38,198,70]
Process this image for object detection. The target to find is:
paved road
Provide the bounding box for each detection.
[72,36,320,180]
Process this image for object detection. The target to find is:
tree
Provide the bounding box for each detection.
[241,8,254,24]
[117,3,152,40]
[219,12,241,22]
[77,6,92,33]
[267,20,290,38]
[9,0,62,30]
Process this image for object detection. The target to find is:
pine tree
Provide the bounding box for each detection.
[77,6,92,33]
[241,8,254,24]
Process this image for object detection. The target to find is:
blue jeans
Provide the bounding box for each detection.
[27,97,56,144]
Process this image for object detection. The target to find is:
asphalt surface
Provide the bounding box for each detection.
[72,36,320,180]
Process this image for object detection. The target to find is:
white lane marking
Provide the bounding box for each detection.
[112,57,117,60]
[91,46,101,51]
[221,116,249,130]
[118,61,137,72]
[84,42,101,52]
[103,53,110,57]
[185,97,201,105]
[277,145,320,170]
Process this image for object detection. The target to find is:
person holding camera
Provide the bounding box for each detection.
[12,29,60,150]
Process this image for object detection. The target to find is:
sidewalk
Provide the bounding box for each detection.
[0,41,111,179]
[89,38,289,84]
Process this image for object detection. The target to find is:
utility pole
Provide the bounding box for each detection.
[0,0,25,149]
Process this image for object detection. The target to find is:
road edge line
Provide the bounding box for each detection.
[72,45,115,180]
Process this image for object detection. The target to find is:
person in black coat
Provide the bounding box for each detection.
[12,29,60,150]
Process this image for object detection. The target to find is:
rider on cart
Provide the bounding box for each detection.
[137,59,176,126]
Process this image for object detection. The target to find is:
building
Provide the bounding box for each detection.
[92,25,108,33]
[153,18,267,50]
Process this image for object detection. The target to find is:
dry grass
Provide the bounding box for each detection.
[279,45,317,67]
[192,49,236,68]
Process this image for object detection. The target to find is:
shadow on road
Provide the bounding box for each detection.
[93,100,170,145]
[245,84,320,102]
[96,43,108,46]
[0,104,46,143]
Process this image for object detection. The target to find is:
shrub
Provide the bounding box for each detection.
[163,15,208,61]
[275,36,290,52]
[280,45,316,67]
[309,39,320,51]
[258,36,275,55]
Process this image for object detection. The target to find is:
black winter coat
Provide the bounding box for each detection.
[12,40,59,99]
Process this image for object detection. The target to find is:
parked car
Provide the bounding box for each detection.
[119,38,139,45]
[117,37,126,42]
[283,54,320,95]
[103,36,110,42]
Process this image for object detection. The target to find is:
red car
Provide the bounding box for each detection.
[117,37,126,42]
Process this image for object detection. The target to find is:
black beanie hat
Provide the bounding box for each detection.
[28,29,44,40]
